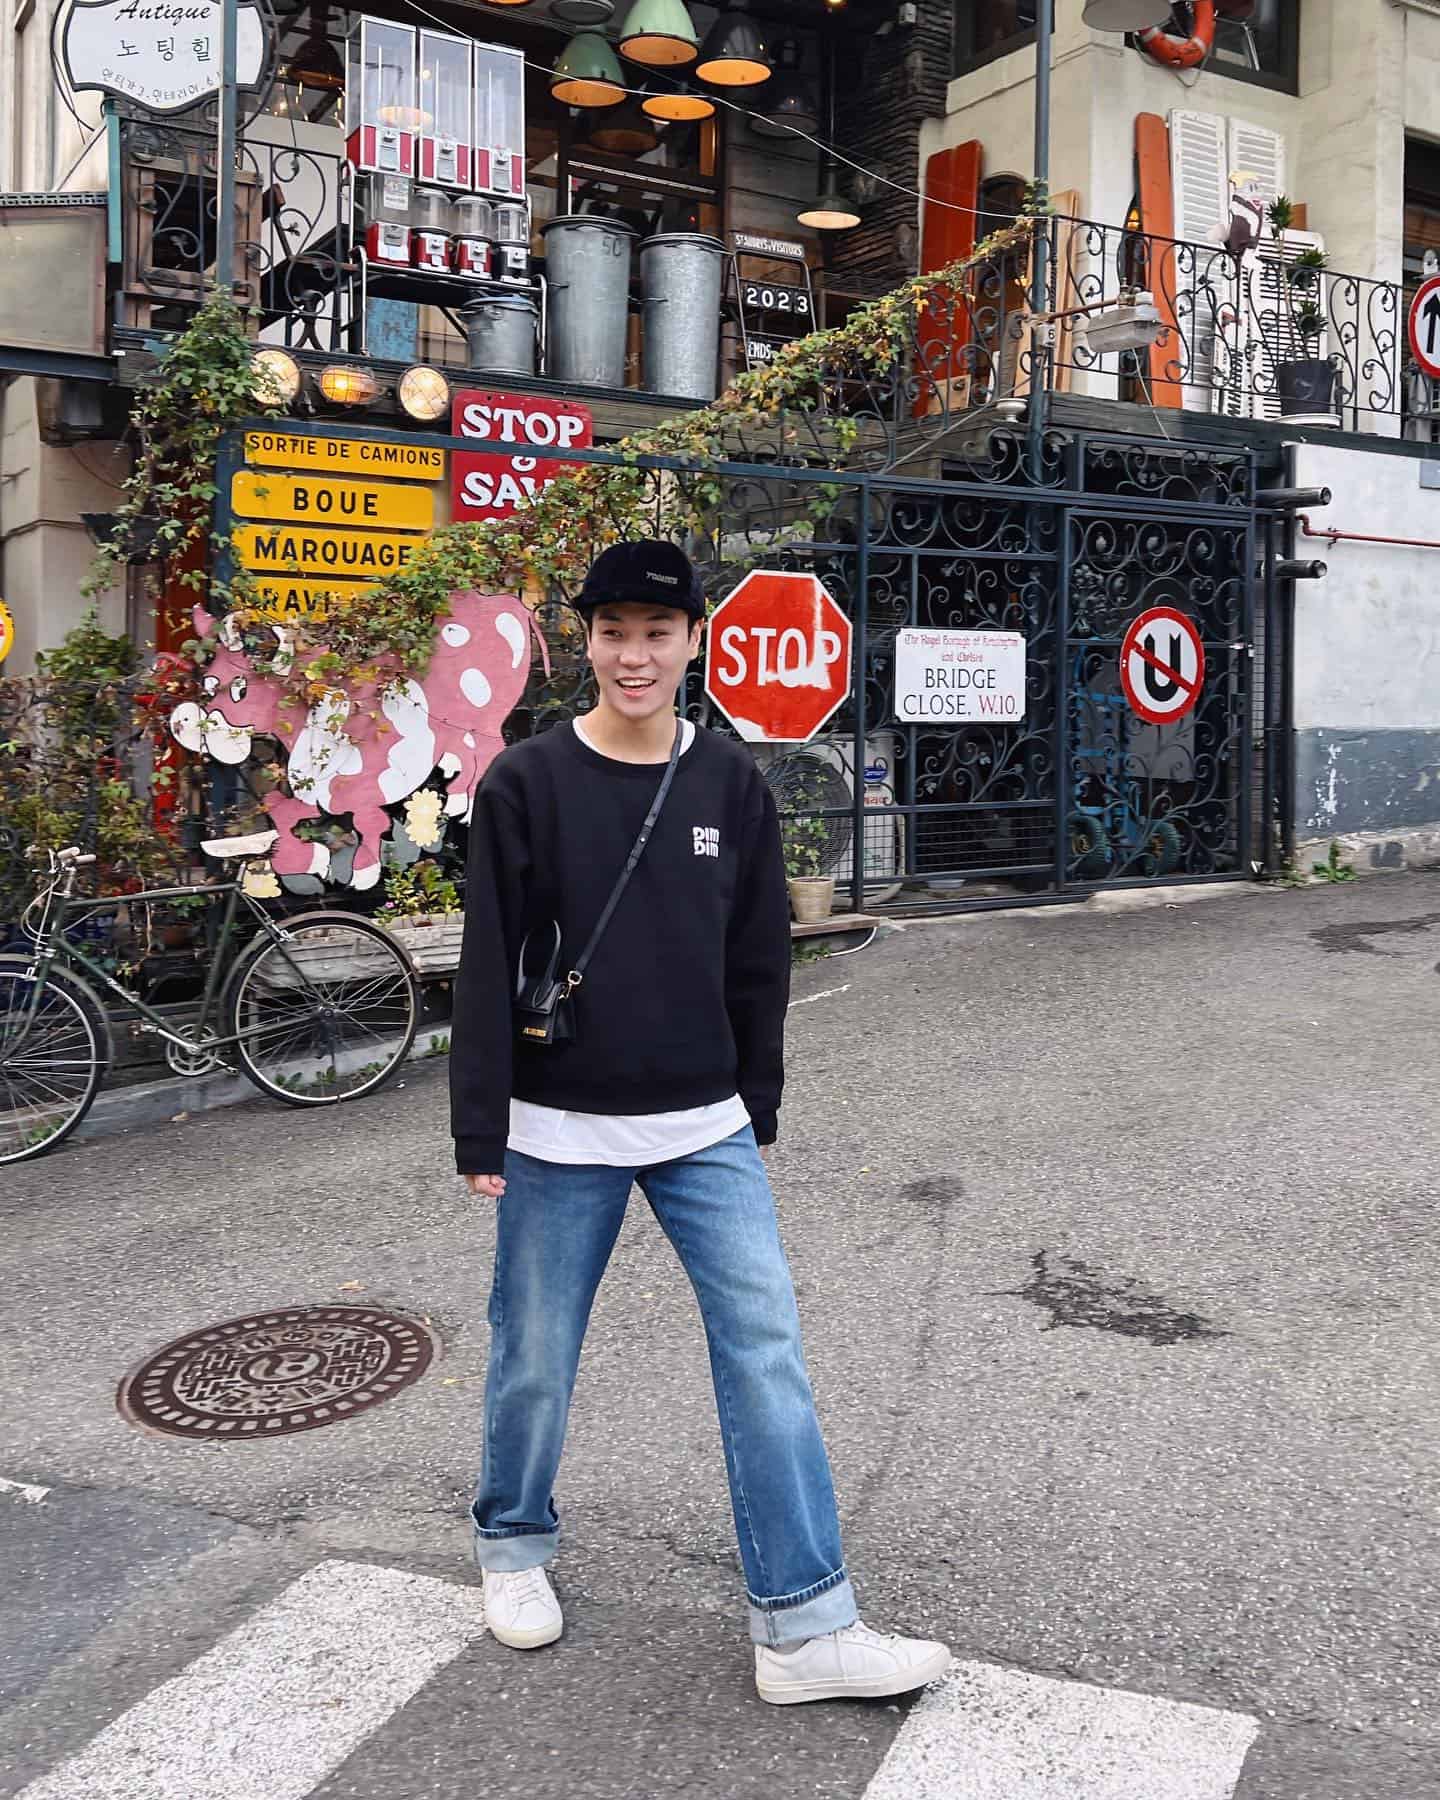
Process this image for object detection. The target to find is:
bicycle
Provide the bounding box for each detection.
[0,831,422,1165]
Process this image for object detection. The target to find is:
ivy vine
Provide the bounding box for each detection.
[165,222,1037,711]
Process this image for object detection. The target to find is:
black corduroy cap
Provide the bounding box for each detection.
[575,540,705,622]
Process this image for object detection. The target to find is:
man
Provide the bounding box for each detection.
[451,539,950,1705]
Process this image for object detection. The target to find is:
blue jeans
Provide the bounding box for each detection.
[472,1125,858,1646]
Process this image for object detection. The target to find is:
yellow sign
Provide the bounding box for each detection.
[251,576,375,622]
[0,598,12,664]
[244,429,446,482]
[234,524,423,580]
[232,469,435,532]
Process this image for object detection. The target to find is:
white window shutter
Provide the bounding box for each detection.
[1227,117,1286,210]
[1245,229,1327,420]
[1169,110,1229,412]
[1169,109,1228,244]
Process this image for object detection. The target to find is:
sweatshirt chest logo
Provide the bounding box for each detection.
[693,825,720,859]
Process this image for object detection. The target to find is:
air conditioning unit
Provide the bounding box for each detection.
[753,734,906,904]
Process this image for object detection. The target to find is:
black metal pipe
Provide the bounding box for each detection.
[1260,515,1281,877]
[1278,446,1299,869]
[1025,0,1053,479]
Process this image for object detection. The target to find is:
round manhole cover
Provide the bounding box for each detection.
[117,1305,441,1441]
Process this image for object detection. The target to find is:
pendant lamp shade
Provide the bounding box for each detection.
[617,0,699,66]
[797,185,860,230]
[694,7,770,85]
[585,96,661,151]
[1080,0,1172,26]
[551,0,614,20]
[551,32,627,105]
[749,39,818,137]
[640,81,715,121]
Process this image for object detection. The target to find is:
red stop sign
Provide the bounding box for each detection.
[704,570,853,743]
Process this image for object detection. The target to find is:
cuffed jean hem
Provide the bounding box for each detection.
[747,1572,858,1647]
[470,1523,558,1574]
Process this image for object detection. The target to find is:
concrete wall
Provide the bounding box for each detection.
[1290,441,1440,862]
[0,381,128,675]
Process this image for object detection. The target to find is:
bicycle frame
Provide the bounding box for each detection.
[14,869,295,1061]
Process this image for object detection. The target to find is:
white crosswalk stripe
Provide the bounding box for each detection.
[11,1557,1261,1800]
[862,1660,1258,1800]
[13,1561,486,1800]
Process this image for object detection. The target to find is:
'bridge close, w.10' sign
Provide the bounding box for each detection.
[893,628,1027,722]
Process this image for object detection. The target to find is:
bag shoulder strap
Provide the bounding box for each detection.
[569,718,684,985]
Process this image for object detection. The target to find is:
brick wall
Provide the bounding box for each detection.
[827,0,954,293]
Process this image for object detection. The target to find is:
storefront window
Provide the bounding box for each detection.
[952,1,1039,78]
[1208,0,1298,95]
[952,2,1297,92]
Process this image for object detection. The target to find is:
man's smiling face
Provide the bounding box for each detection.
[586,603,703,721]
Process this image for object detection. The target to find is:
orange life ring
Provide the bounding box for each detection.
[1138,0,1215,68]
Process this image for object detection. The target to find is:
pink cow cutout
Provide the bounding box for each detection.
[169,591,550,888]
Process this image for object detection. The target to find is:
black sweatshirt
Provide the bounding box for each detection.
[450,722,791,1174]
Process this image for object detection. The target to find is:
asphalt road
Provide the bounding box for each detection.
[3,872,1440,1800]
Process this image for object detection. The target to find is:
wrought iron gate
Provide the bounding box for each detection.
[672,428,1265,912]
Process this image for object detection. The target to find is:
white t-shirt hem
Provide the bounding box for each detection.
[507,1094,752,1166]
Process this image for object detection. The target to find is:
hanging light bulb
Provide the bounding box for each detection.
[617,0,700,67]
[550,32,627,105]
[749,39,818,138]
[797,185,860,231]
[640,80,715,121]
[281,1,344,91]
[694,5,770,85]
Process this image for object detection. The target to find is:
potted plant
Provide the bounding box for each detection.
[780,786,836,924]
[1264,198,1338,417]
[376,858,466,976]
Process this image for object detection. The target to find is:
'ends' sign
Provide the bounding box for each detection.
[450,391,593,523]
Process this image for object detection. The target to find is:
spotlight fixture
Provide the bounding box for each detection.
[640,81,715,121]
[250,348,302,406]
[397,364,450,422]
[797,185,861,230]
[617,0,699,67]
[317,364,381,406]
[694,6,770,85]
[551,32,627,105]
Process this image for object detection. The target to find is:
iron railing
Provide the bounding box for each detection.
[107,122,1434,453]
[113,114,353,353]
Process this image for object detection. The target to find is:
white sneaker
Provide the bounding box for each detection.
[755,1620,951,1705]
[482,1566,563,1649]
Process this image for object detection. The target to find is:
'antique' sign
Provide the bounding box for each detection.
[61,0,269,115]
[450,391,592,523]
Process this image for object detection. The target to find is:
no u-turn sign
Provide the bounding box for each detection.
[1119,607,1205,726]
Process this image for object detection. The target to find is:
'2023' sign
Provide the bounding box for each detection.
[450,391,593,522]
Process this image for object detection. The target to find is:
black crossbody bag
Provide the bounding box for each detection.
[514,720,684,1049]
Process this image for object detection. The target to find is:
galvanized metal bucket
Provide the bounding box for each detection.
[542,215,635,387]
[640,233,726,400]
[462,292,538,376]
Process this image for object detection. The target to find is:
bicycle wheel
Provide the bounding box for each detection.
[225,912,419,1106]
[0,955,109,1164]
